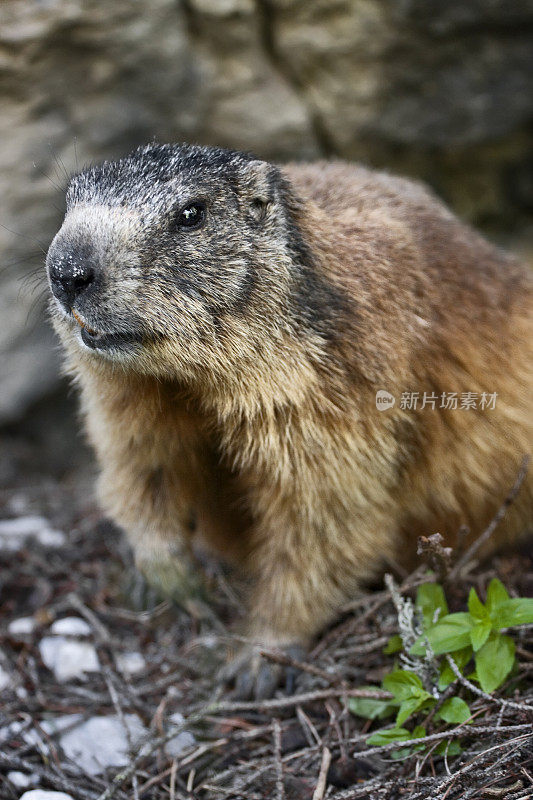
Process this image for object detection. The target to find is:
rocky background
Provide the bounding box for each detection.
[1,0,533,428]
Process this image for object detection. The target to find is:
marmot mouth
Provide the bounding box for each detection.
[72,309,99,336]
[80,327,141,350]
[71,310,141,351]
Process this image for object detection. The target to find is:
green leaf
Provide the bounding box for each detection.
[468,588,489,622]
[435,740,462,756]
[367,727,412,746]
[383,634,403,654]
[411,613,474,656]
[391,748,414,760]
[417,583,449,629]
[396,698,422,726]
[436,697,471,724]
[491,598,533,629]
[382,670,433,725]
[383,670,425,701]
[438,646,472,689]
[349,690,396,721]
[470,619,491,652]
[396,696,433,726]
[381,725,427,759]
[486,578,509,612]
[475,633,516,693]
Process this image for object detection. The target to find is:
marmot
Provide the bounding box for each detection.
[46,143,532,698]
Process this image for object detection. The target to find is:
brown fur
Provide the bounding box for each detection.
[47,147,532,666]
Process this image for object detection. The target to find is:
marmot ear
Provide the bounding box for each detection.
[242,160,278,221]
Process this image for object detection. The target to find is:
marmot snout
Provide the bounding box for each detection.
[47,143,533,699]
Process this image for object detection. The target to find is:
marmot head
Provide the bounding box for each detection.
[46,143,313,382]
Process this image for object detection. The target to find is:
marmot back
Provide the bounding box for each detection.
[46,143,533,699]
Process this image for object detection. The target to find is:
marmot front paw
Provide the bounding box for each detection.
[220,641,305,700]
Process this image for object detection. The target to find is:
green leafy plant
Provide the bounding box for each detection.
[349,578,533,753]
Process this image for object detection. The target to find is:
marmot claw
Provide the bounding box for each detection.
[220,642,305,700]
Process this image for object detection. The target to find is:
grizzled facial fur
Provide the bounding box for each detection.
[46,143,300,378]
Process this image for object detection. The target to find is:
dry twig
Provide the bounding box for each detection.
[312,747,332,800]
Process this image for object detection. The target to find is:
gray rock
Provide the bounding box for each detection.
[269,0,533,149]
[0,0,201,424]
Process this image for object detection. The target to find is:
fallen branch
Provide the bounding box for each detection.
[312,746,332,800]
[445,654,533,714]
[273,718,285,800]
[349,723,532,761]
[96,688,393,800]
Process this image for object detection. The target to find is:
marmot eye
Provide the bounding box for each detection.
[174,202,206,230]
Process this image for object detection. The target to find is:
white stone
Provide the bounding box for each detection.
[8,771,37,788]
[165,712,196,757]
[19,712,194,776]
[0,516,65,551]
[0,720,25,744]
[116,651,145,675]
[50,617,91,637]
[39,637,99,682]
[0,516,47,538]
[8,617,36,636]
[58,714,146,775]
[19,792,73,800]
[35,528,66,547]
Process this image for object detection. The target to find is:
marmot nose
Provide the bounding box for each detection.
[48,248,97,309]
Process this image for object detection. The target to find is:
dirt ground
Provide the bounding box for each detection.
[0,387,532,800]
